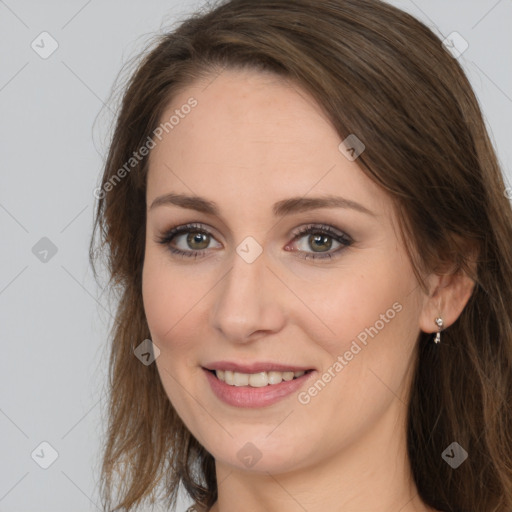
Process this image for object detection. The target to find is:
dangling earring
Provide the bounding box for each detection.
[434,316,443,344]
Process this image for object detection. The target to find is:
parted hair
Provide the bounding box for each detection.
[90,0,512,510]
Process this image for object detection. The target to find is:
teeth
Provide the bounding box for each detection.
[234,372,249,386]
[214,369,306,387]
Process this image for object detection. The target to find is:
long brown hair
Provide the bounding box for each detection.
[90,0,512,510]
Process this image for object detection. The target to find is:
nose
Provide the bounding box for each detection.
[210,246,287,343]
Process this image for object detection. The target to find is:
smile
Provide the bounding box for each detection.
[212,369,309,387]
[203,367,316,408]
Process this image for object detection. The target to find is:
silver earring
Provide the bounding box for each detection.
[434,316,443,344]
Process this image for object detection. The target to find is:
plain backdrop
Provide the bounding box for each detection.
[0,0,511,511]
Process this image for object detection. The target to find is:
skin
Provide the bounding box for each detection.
[142,68,474,512]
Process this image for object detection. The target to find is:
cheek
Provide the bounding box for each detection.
[142,261,176,342]
[298,252,422,403]
[141,248,198,352]
[293,271,420,442]
[142,250,207,424]
[141,246,221,370]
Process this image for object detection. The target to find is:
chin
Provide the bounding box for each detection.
[203,430,314,474]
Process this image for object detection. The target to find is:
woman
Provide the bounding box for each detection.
[90,0,512,511]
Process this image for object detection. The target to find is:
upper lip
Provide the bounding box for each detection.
[203,361,314,373]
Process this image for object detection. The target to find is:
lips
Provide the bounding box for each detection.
[203,366,316,408]
[203,361,314,373]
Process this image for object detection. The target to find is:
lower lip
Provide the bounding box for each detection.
[203,368,316,408]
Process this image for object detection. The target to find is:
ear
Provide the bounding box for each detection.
[419,269,476,334]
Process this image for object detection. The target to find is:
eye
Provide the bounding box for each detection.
[156,223,221,259]
[285,223,353,260]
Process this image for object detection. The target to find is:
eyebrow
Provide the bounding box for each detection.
[149,193,376,217]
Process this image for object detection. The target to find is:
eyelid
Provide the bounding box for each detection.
[289,223,352,243]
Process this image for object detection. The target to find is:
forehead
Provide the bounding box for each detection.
[146,68,391,219]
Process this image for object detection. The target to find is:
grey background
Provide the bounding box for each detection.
[0,1,510,511]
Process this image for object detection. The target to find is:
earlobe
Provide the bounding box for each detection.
[419,270,476,338]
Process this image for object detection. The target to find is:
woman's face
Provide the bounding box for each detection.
[142,68,429,473]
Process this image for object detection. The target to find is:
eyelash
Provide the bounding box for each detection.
[156,222,353,261]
